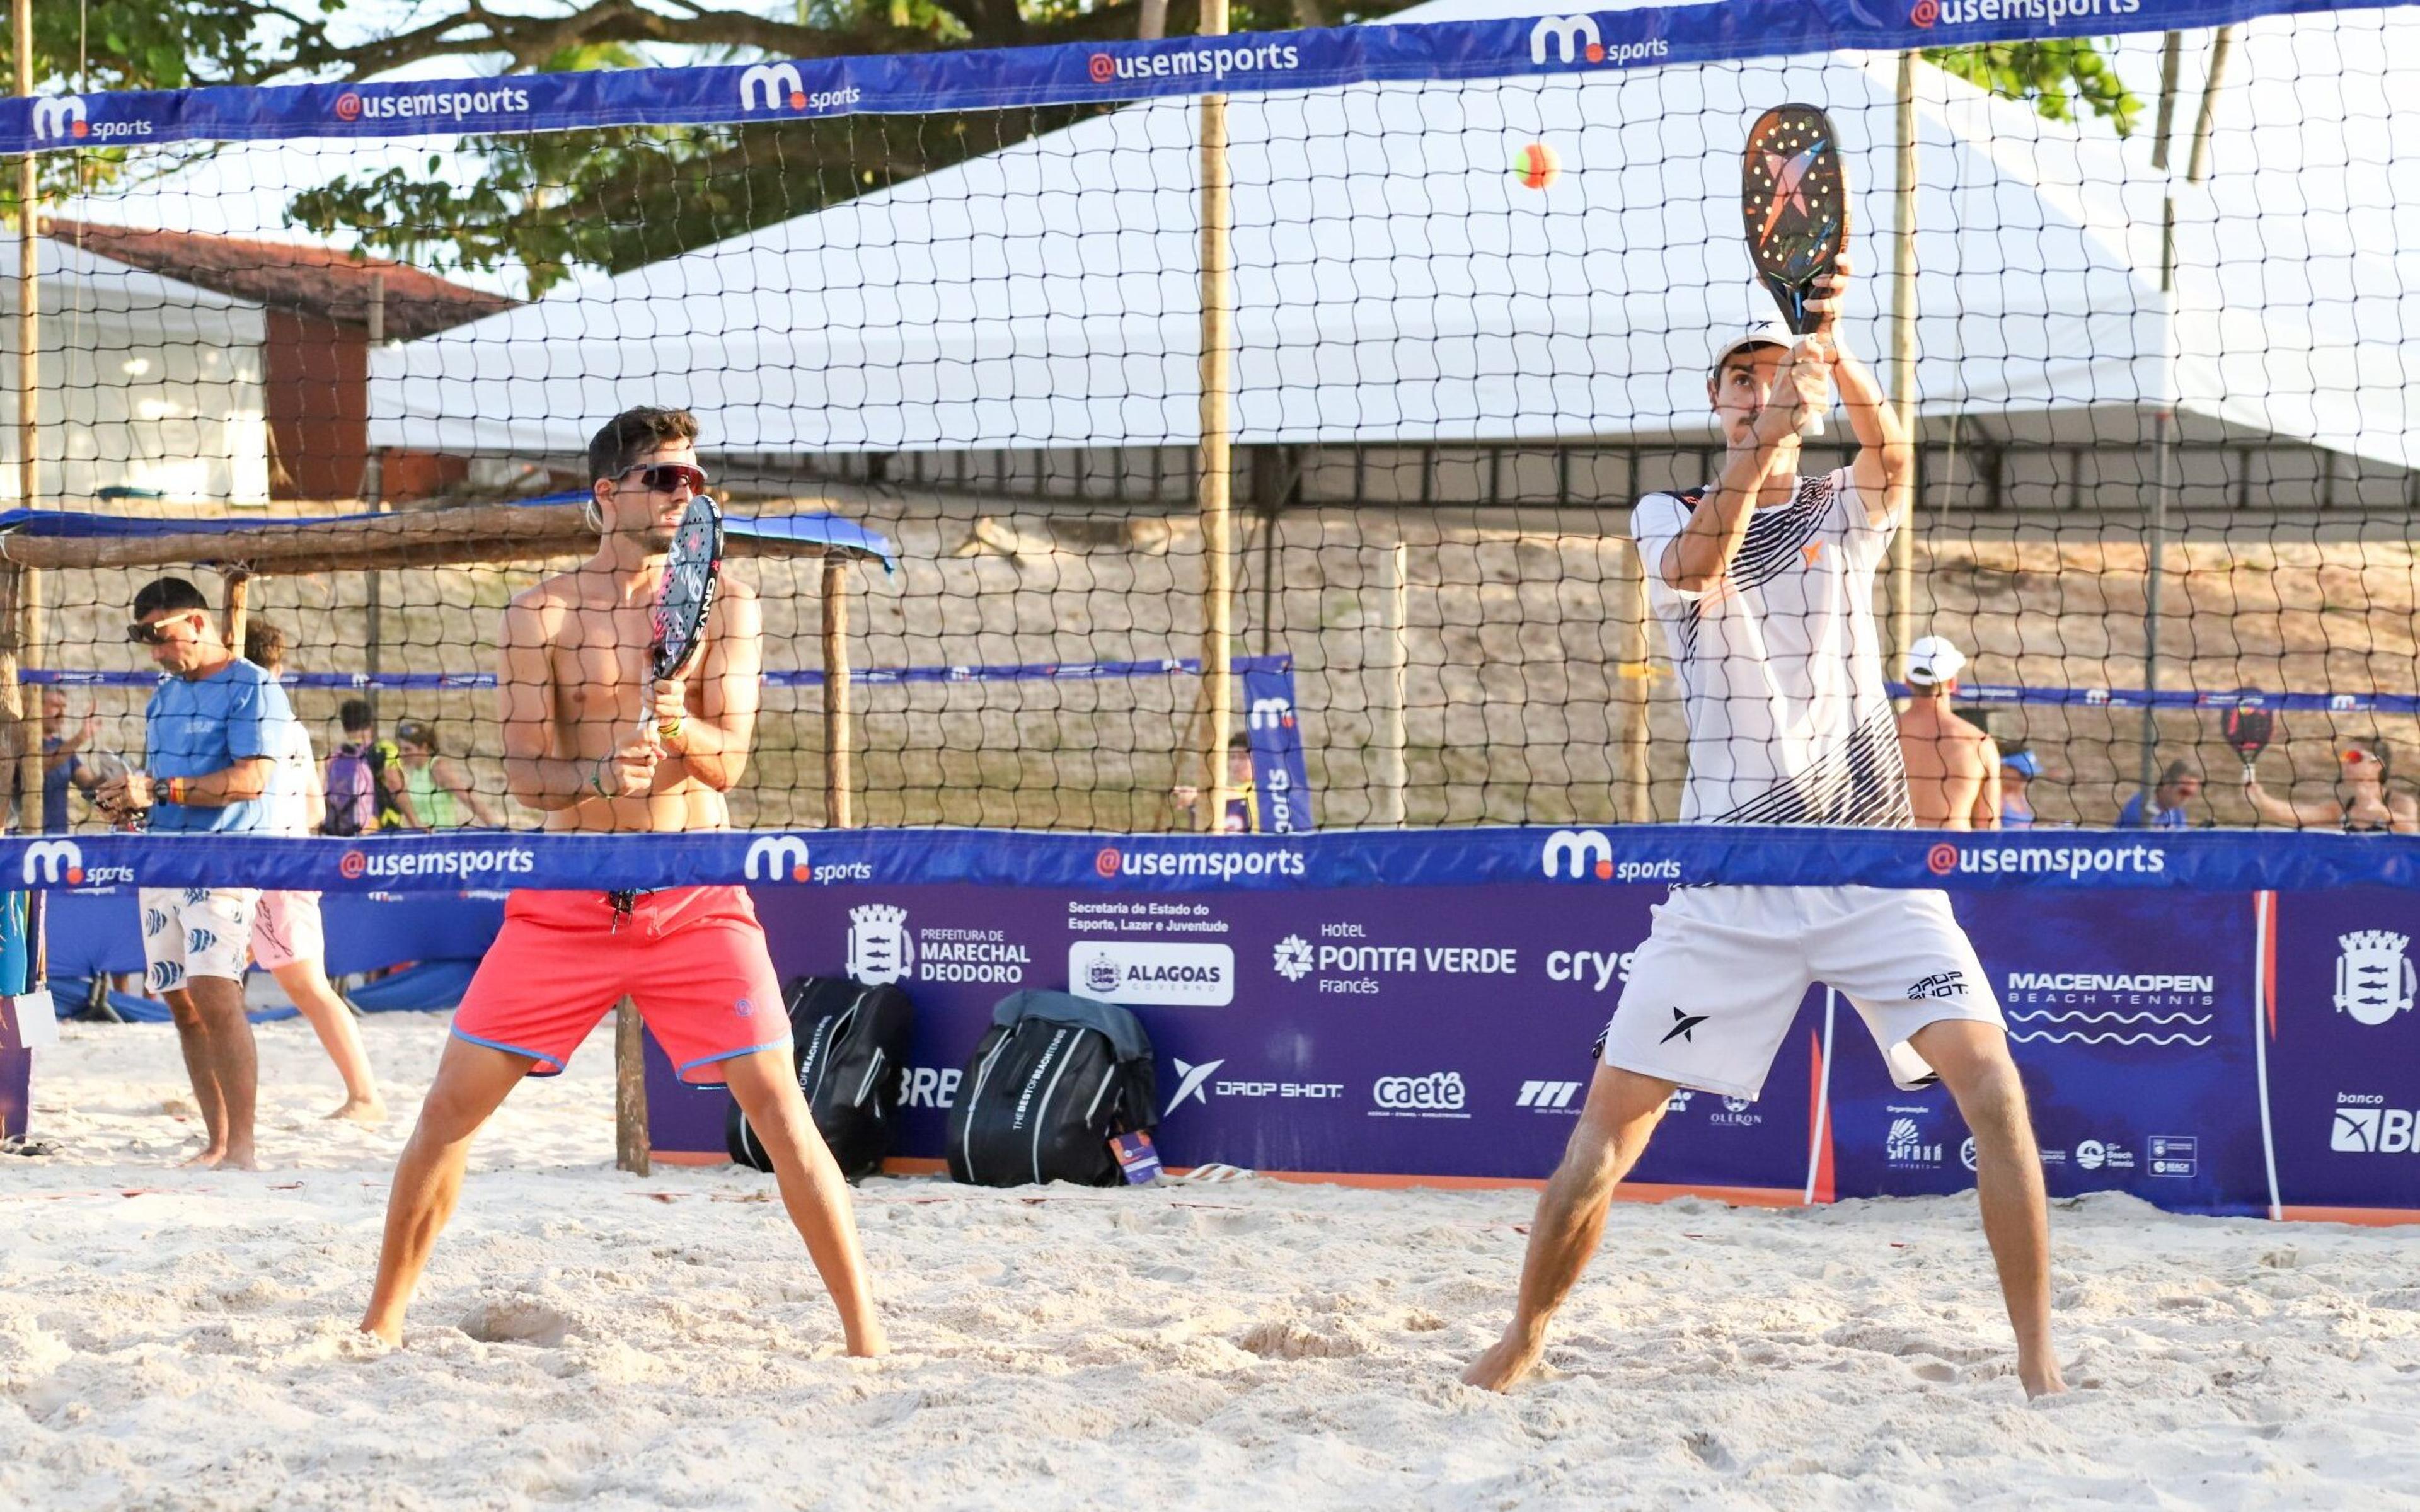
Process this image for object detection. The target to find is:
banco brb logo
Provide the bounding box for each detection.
[21,839,83,885]
[744,835,812,881]
[32,96,87,140]
[740,63,807,112]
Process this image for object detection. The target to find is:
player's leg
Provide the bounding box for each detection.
[1462,1059,1673,1392]
[1816,886,2063,1397]
[721,1047,888,1358]
[1464,886,1812,1392]
[359,1035,532,1344]
[255,891,384,1121]
[631,886,886,1356]
[1907,1019,2063,1398]
[179,973,258,1170]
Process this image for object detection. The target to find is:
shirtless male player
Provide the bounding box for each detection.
[360,406,885,1354]
[1896,634,2002,830]
[1463,263,2064,1398]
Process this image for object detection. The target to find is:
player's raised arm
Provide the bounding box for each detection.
[1806,258,1913,527]
[654,578,761,793]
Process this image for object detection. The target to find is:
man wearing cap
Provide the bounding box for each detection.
[1466,262,2065,1399]
[1896,634,2002,830]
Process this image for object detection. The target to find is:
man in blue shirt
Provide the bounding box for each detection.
[94,576,292,1170]
[2117,759,2201,830]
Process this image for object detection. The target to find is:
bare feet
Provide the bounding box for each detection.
[358,1314,403,1347]
[219,1147,261,1172]
[1461,1326,1545,1394]
[846,1326,892,1360]
[327,1098,389,1125]
[181,1146,225,1169]
[2021,1358,2070,1399]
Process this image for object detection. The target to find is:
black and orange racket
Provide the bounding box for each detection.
[2221,702,2276,778]
[1741,103,1848,437]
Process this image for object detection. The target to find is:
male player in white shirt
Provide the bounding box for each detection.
[245,623,386,1123]
[1465,263,2064,1399]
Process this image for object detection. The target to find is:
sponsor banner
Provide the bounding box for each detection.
[0,0,2362,155]
[6,825,2417,896]
[1824,892,2269,1216]
[643,878,1819,1191]
[2266,890,2420,1213]
[1240,662,1317,834]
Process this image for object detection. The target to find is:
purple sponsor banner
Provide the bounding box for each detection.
[1826,893,2269,1217]
[651,880,1814,1193]
[2266,889,2420,1217]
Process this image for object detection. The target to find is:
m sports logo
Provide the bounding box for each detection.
[745,834,813,882]
[32,96,85,140]
[21,839,83,885]
[741,63,807,110]
[1541,830,1681,883]
[1527,16,1669,68]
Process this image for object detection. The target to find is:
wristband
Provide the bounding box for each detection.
[166,777,187,806]
[656,716,685,747]
[590,756,614,799]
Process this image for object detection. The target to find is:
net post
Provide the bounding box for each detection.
[614,998,650,1177]
[1196,0,1237,832]
[821,554,853,829]
[1614,537,1651,823]
[1886,50,1920,689]
[13,0,33,523]
[360,275,388,723]
[2140,33,2186,805]
[1373,539,1408,827]
[0,566,23,834]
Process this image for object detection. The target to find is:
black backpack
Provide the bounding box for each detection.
[727,976,913,1180]
[946,990,1158,1188]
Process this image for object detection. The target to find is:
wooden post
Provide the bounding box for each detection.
[221,570,250,655]
[14,0,35,520]
[0,566,22,833]
[1614,537,1652,823]
[822,555,853,830]
[1373,541,1407,827]
[1196,0,1236,832]
[361,273,388,723]
[614,997,650,1177]
[1886,51,1920,689]
[2140,33,2186,805]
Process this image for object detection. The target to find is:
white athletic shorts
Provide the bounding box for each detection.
[1599,885,2005,1100]
[139,885,260,995]
[250,890,325,971]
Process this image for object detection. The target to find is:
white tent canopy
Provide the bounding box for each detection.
[369,1,2420,472]
[0,238,270,505]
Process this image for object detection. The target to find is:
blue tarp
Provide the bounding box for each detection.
[0,495,897,569]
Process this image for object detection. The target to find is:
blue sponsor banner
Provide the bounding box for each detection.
[2264,889,2420,1217]
[1824,893,2270,1217]
[0,0,2392,156]
[1240,661,1317,834]
[2,824,2412,896]
[650,877,1816,1191]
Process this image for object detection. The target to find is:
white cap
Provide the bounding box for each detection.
[1709,321,1794,379]
[1905,636,1968,686]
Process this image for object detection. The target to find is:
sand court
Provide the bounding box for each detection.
[4,1014,2416,1510]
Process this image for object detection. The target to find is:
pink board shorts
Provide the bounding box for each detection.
[450,885,790,1084]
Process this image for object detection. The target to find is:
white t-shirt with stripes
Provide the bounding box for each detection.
[1630,467,1911,828]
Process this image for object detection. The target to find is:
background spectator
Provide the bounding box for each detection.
[2243,738,2419,833]
[391,718,502,829]
[2118,759,2203,828]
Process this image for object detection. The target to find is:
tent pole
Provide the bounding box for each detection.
[221,570,250,655]
[2140,33,2184,809]
[1887,51,1920,690]
[1196,0,1236,833]
[822,555,853,830]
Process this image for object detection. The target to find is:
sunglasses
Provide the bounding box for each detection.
[617,463,708,495]
[125,610,203,645]
[2342,749,2382,765]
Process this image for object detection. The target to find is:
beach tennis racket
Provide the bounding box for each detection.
[2221,703,2276,777]
[642,491,725,742]
[1742,103,1849,437]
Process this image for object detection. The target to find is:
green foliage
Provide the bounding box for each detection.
[1926,38,2142,135]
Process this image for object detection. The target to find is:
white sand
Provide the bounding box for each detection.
[4,1015,2417,1511]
